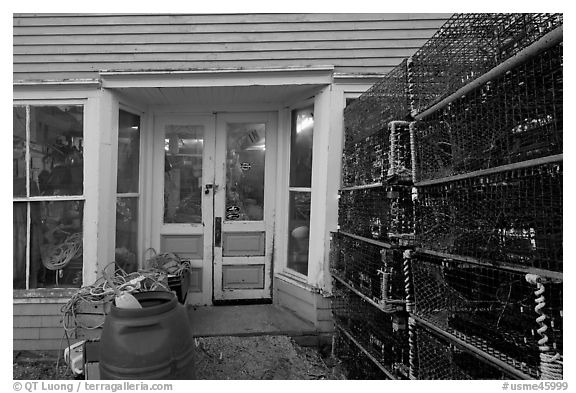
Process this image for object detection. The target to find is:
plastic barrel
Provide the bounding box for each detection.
[99,291,195,379]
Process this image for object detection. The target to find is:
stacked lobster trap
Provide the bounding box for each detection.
[331,13,563,380]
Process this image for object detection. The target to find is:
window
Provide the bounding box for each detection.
[13,105,84,289]
[286,107,314,275]
[115,110,141,273]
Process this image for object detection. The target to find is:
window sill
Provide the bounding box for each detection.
[274,272,320,294]
[13,288,78,304]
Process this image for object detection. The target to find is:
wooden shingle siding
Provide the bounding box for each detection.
[13,13,450,81]
[13,302,80,351]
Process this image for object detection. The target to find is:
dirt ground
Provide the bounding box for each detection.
[14,335,346,380]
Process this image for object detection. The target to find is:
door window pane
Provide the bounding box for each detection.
[29,200,84,288]
[13,107,27,197]
[164,125,204,223]
[290,108,314,188]
[287,191,311,275]
[225,122,266,221]
[115,197,138,273]
[117,110,140,194]
[29,106,84,196]
[13,203,27,289]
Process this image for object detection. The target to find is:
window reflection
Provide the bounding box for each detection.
[29,106,84,196]
[164,125,204,223]
[115,197,138,273]
[13,107,26,197]
[13,203,27,289]
[290,108,314,188]
[29,201,84,288]
[225,122,266,221]
[117,111,140,194]
[287,192,311,275]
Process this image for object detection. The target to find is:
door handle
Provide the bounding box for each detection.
[214,217,222,247]
[205,184,219,195]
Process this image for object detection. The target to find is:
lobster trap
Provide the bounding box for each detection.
[409,321,508,380]
[333,325,391,379]
[413,42,563,182]
[330,232,406,306]
[338,185,413,241]
[332,280,410,379]
[344,60,410,145]
[410,252,563,379]
[341,130,388,187]
[414,161,562,272]
[342,121,414,188]
[408,13,563,115]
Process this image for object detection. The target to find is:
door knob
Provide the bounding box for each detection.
[204,184,213,195]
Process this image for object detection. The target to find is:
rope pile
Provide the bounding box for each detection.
[61,255,190,333]
[41,232,83,271]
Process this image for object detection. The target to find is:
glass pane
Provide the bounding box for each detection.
[290,108,314,188]
[13,203,27,289]
[29,106,84,196]
[117,110,140,194]
[13,106,27,197]
[287,191,311,275]
[29,200,84,288]
[164,125,204,223]
[225,122,266,221]
[115,197,138,273]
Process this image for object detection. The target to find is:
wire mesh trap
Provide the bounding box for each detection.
[333,325,392,379]
[413,42,563,182]
[410,252,563,379]
[338,185,413,241]
[408,13,563,115]
[332,280,410,379]
[344,60,410,145]
[330,232,406,306]
[342,130,388,187]
[414,161,562,272]
[409,321,508,380]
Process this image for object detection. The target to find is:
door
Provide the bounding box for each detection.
[153,115,216,306]
[153,112,276,304]
[213,113,277,302]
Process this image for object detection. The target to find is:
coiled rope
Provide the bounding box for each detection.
[525,274,563,380]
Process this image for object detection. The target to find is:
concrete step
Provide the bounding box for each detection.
[187,304,318,338]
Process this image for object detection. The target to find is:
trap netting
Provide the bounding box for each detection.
[332,280,410,379]
[409,321,508,380]
[338,185,413,241]
[333,325,391,379]
[330,232,406,306]
[414,161,562,272]
[342,120,414,188]
[410,252,563,379]
[413,42,563,182]
[344,60,410,145]
[341,129,388,187]
[408,13,563,116]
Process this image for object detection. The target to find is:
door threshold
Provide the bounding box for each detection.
[212,298,273,306]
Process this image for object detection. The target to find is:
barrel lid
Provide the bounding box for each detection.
[109,291,178,318]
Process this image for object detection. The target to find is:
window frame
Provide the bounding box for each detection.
[115,104,145,270]
[13,100,87,290]
[283,99,315,280]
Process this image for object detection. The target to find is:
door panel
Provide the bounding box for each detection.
[213,113,277,301]
[153,115,215,306]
